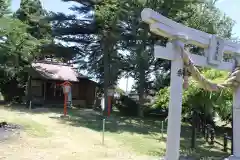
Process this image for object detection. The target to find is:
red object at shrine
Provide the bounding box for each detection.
[61,81,72,116]
[107,88,115,117]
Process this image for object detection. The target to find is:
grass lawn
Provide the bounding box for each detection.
[0,105,231,160]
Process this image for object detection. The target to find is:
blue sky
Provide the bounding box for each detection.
[11,0,76,13]
[11,0,240,91]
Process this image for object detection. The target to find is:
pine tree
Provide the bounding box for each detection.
[15,0,51,39]
[120,0,205,116]
[0,0,41,101]
[14,0,52,60]
[0,0,10,16]
[48,1,96,62]
[49,0,130,114]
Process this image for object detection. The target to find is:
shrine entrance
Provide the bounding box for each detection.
[45,81,64,103]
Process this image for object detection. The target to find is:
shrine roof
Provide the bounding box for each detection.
[31,61,89,82]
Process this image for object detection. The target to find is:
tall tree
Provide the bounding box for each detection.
[15,0,50,39]
[49,0,214,117]
[50,0,129,114]
[0,19,39,101]
[15,0,52,60]
[48,1,95,62]
[0,0,52,102]
[0,0,10,16]
[94,0,130,114]
[122,0,205,116]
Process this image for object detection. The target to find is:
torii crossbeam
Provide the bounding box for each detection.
[141,8,240,160]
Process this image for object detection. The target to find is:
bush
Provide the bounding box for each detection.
[143,107,168,120]
[114,95,139,116]
[152,81,218,125]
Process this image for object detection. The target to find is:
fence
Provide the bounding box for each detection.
[203,124,232,153]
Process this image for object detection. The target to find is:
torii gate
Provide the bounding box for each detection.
[141,8,240,160]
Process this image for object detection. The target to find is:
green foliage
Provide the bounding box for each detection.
[120,0,206,116]
[0,0,50,67]
[211,88,232,123]
[152,1,235,89]
[50,0,127,85]
[0,17,38,101]
[153,69,233,124]
[152,87,169,109]
[115,87,125,95]
[15,0,52,60]
[0,0,51,102]
[48,0,236,118]
[0,0,233,119]
[0,0,10,16]
[95,0,121,27]
[1,20,39,64]
[150,1,235,120]
[15,0,51,40]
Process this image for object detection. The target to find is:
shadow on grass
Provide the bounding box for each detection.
[151,125,229,159]
[2,105,231,159]
[179,126,229,159]
[49,110,165,135]
[49,109,230,159]
[2,104,64,115]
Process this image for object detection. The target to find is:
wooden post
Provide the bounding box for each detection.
[202,119,206,135]
[26,75,32,106]
[108,96,111,116]
[210,128,215,145]
[161,121,164,138]
[64,93,68,116]
[43,81,46,102]
[191,110,197,149]
[206,125,209,143]
[224,133,228,152]
[102,118,105,145]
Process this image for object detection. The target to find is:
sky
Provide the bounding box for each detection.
[11,0,240,92]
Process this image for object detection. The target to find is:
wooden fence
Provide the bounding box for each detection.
[203,124,232,153]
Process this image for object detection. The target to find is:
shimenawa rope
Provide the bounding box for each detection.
[177,45,240,91]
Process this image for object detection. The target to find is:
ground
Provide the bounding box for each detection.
[0,105,232,160]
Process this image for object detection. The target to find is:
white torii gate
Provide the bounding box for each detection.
[141,8,240,160]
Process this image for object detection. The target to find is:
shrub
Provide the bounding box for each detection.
[115,95,139,116]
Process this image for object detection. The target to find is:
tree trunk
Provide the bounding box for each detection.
[136,24,148,118]
[138,67,145,117]
[102,31,114,116]
[26,75,32,106]
[103,40,110,116]
[191,110,197,148]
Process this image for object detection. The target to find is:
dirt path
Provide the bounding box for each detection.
[0,111,157,160]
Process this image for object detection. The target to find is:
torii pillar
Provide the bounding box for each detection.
[141,8,240,160]
[230,70,240,160]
